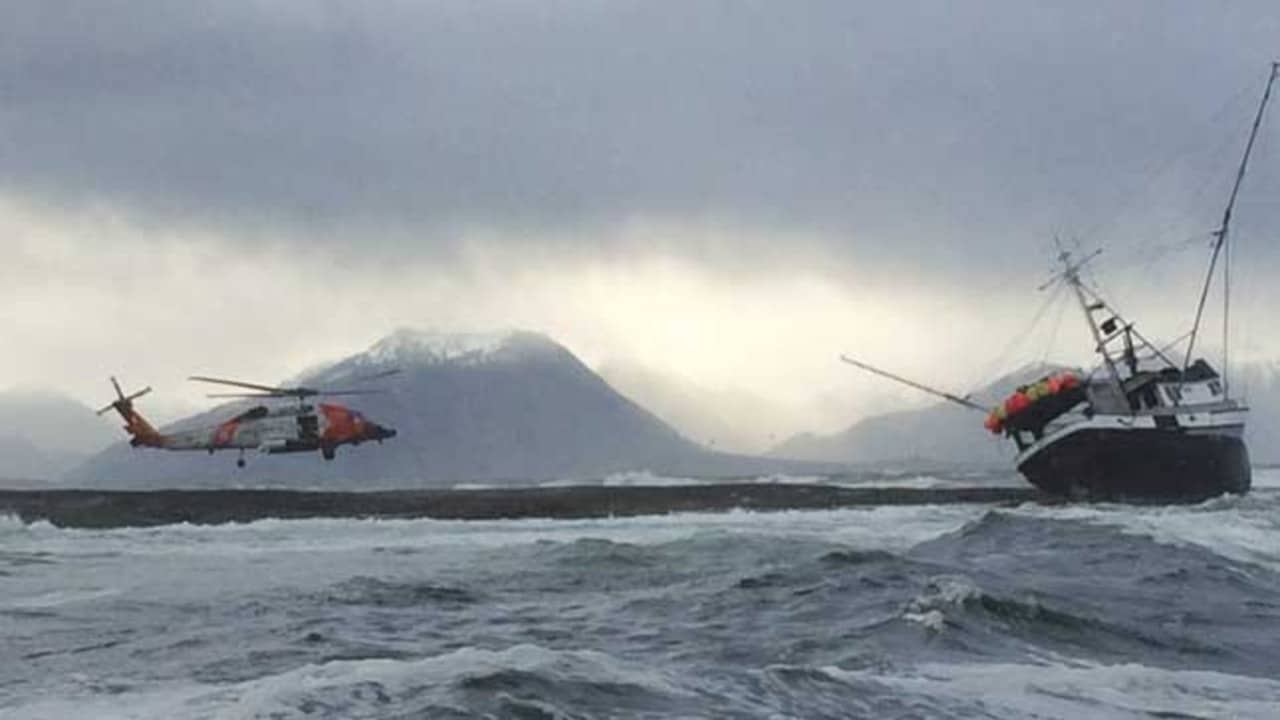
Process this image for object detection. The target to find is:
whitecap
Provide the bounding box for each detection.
[822,659,1280,720]
[3,644,692,720]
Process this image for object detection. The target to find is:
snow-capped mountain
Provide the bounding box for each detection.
[361,329,525,367]
[67,329,829,489]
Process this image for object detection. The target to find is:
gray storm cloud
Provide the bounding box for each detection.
[3,1,1278,274]
[3,2,1280,441]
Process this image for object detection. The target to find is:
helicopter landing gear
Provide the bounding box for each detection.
[236,449,246,468]
[321,446,336,461]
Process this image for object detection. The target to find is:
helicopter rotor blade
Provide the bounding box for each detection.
[205,390,386,399]
[124,387,152,403]
[192,369,398,402]
[307,368,400,396]
[347,368,401,383]
[188,376,289,394]
[110,376,124,401]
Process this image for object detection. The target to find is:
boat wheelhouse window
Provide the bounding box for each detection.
[1209,380,1222,396]
[1123,373,1163,411]
[1184,359,1219,381]
[1165,385,1183,404]
[1141,386,1160,409]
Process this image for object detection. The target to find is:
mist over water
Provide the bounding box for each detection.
[3,470,1280,719]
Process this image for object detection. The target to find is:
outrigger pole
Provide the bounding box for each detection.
[839,355,988,413]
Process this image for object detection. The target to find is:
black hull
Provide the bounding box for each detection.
[1017,427,1250,503]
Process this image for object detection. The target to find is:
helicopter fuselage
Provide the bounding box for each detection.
[100,374,398,466]
[143,402,396,460]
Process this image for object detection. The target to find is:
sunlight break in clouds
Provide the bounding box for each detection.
[0,196,1037,435]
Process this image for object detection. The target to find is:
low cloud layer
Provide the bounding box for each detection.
[3,2,1279,437]
[1,198,1014,429]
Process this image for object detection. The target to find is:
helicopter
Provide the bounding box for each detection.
[97,372,399,467]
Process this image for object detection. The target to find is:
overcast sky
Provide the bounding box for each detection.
[2,2,1279,436]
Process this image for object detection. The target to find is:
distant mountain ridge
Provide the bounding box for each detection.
[67,329,836,489]
[0,435,81,485]
[0,389,118,455]
[0,390,118,483]
[769,363,1065,468]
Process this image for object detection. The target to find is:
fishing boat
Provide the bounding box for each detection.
[842,62,1276,503]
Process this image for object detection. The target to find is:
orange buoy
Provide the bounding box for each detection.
[1006,391,1031,415]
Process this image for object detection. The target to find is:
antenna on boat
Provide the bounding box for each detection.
[1184,61,1279,397]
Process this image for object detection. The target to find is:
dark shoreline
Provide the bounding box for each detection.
[0,484,1042,529]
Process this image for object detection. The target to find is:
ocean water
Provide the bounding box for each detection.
[3,471,1280,719]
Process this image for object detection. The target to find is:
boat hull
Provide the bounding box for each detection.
[1017,427,1250,503]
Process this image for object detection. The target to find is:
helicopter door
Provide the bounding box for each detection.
[297,413,320,440]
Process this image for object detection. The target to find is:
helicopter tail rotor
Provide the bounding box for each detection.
[97,376,152,415]
[97,376,164,448]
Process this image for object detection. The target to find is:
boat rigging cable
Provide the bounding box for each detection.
[1074,75,1270,248]
[962,280,1067,399]
[1183,61,1279,397]
[1038,282,1071,367]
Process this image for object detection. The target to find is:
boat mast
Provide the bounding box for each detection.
[1058,249,1126,397]
[1184,61,1279,395]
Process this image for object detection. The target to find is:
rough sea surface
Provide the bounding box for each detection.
[3,471,1280,719]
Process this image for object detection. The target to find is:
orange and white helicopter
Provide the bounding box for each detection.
[97,373,399,467]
